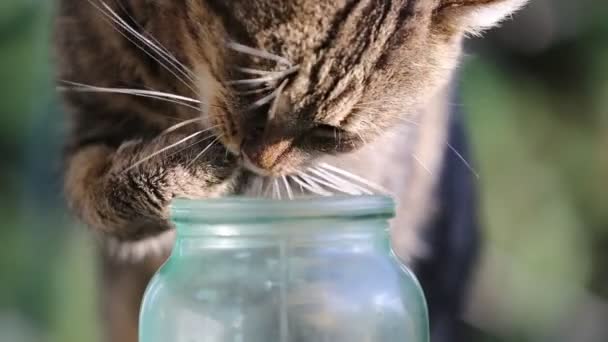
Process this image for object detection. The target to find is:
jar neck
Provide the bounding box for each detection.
[171,217,392,257]
[168,196,396,257]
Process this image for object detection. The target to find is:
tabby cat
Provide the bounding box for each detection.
[54,1,528,341]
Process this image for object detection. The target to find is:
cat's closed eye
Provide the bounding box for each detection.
[310,124,347,139]
[305,124,361,154]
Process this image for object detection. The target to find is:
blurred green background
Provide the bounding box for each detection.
[0,1,606,341]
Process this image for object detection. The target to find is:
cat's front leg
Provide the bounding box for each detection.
[64,132,240,257]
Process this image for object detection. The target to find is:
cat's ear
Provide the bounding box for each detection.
[437,0,529,35]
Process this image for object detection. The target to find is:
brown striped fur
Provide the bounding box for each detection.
[54,1,527,341]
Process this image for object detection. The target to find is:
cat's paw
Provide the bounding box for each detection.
[112,132,240,203]
[165,136,241,199]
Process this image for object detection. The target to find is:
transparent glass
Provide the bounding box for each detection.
[139,196,429,342]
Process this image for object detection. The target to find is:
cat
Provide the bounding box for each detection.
[54,1,528,341]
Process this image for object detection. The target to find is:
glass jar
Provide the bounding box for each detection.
[139,196,429,342]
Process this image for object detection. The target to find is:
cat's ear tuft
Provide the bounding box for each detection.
[438,0,529,35]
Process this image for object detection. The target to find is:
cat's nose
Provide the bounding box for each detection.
[241,137,293,175]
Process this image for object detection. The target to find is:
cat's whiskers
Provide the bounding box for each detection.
[308,167,372,195]
[93,0,197,82]
[300,172,334,196]
[187,135,224,167]
[253,177,265,197]
[225,65,299,87]
[235,67,275,76]
[268,80,288,120]
[88,0,199,95]
[262,177,274,199]
[315,167,372,195]
[113,0,193,81]
[300,170,364,197]
[396,117,423,127]
[318,163,389,194]
[447,143,480,179]
[227,51,298,114]
[233,85,276,96]
[247,90,280,110]
[164,132,219,160]
[290,174,332,197]
[298,170,359,196]
[281,175,294,200]
[227,41,293,67]
[273,179,281,200]
[58,81,203,112]
[411,153,433,175]
[264,178,274,198]
[247,79,290,111]
[160,118,205,136]
[293,175,305,194]
[348,107,480,179]
[126,127,218,171]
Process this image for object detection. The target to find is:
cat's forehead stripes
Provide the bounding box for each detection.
[211,0,418,124]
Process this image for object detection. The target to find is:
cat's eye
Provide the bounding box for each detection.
[307,124,361,153]
[311,124,348,139]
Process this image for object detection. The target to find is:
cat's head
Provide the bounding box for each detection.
[57,0,527,176]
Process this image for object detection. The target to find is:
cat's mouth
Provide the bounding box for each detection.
[216,127,387,197]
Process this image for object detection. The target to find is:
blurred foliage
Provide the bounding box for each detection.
[0,1,100,342]
[460,1,608,339]
[0,1,606,341]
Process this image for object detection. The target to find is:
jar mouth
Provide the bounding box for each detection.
[170,195,395,224]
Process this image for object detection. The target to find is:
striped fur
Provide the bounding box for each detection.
[54,1,527,341]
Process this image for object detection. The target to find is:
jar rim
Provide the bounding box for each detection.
[170,195,395,224]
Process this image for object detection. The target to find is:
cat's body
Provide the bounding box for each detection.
[54,1,527,341]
